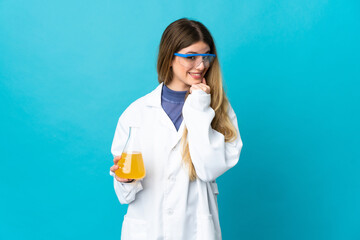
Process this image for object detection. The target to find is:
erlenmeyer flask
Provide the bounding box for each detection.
[115,127,146,179]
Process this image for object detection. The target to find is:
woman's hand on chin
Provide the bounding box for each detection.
[190,78,210,94]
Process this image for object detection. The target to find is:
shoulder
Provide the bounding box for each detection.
[126,94,148,111]
[126,84,161,111]
[119,95,146,123]
[118,84,162,123]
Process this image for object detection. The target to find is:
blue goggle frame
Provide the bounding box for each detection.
[174,53,216,57]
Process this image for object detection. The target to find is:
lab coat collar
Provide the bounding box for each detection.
[145,82,185,148]
[145,82,164,108]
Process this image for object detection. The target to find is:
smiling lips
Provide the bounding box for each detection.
[189,72,202,80]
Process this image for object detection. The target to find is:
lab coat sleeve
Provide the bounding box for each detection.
[182,90,243,182]
[110,106,144,204]
[110,171,143,204]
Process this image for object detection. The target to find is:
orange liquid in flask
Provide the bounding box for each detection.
[115,152,146,179]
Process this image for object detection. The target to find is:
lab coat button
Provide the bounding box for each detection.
[167,209,173,215]
[169,176,176,182]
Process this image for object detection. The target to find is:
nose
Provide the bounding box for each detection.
[195,60,205,70]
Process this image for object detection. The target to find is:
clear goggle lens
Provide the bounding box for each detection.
[174,53,216,68]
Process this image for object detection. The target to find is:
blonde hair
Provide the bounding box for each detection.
[157,18,237,181]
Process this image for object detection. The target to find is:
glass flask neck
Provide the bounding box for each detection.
[123,126,141,153]
[129,126,140,135]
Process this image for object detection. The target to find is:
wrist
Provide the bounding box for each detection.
[124,179,135,183]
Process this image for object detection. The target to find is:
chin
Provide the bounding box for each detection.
[187,78,202,85]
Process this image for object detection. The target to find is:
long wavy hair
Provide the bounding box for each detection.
[157,18,237,181]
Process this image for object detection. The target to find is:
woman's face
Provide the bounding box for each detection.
[169,41,210,91]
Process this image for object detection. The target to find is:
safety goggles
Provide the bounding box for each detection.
[174,53,216,68]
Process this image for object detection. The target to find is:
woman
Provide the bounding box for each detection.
[109,18,243,240]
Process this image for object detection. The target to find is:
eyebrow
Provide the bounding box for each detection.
[185,50,211,54]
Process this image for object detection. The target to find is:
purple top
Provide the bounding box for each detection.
[161,84,187,131]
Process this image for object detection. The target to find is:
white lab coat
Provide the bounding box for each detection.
[110,83,243,240]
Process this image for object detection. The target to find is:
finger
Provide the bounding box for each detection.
[202,78,207,85]
[200,83,210,93]
[195,83,208,88]
[110,165,119,172]
[191,85,201,90]
[197,83,208,89]
[115,176,134,183]
[190,85,200,94]
[196,84,210,93]
[115,175,126,182]
[203,85,211,94]
[113,155,121,164]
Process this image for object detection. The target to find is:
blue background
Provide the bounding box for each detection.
[1,0,359,239]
